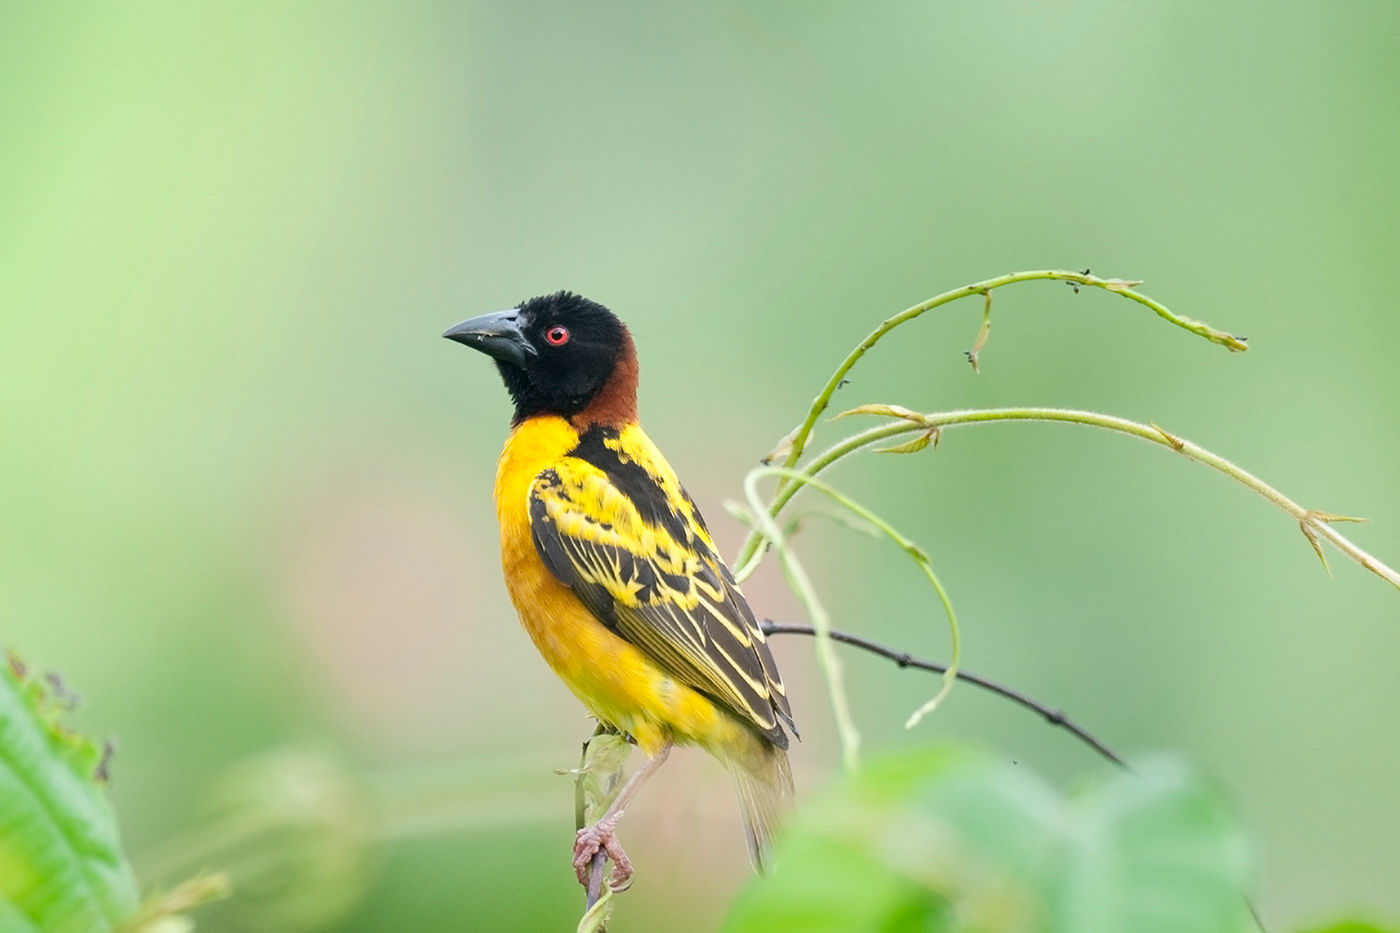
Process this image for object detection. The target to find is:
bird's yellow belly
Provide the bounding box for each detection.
[494,416,727,757]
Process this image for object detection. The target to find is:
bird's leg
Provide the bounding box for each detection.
[573,741,672,890]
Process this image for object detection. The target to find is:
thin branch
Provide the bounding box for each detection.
[577,881,615,933]
[586,857,607,915]
[733,420,915,581]
[576,725,612,916]
[761,621,1127,770]
[739,406,1398,592]
[751,466,962,728]
[837,406,1400,590]
[738,270,1246,572]
[763,619,1268,931]
[735,468,863,772]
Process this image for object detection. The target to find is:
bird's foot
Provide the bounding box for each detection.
[574,818,633,890]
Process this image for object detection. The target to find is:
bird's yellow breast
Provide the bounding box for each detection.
[494,416,730,756]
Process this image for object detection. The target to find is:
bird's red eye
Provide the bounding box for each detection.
[545,325,570,346]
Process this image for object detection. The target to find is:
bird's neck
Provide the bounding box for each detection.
[569,331,639,429]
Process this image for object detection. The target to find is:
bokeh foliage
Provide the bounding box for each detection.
[0,659,137,933]
[724,749,1252,933]
[3,2,1398,931]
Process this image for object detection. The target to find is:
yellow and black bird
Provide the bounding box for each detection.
[444,292,796,887]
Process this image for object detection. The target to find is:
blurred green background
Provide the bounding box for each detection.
[3,2,1397,930]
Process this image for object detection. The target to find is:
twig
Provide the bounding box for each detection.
[577,724,613,920]
[762,620,1271,931]
[734,469,863,772]
[832,407,1400,590]
[738,270,1246,573]
[585,856,606,915]
[761,621,1127,770]
[738,405,1398,592]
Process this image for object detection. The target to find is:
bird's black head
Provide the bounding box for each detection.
[443,291,635,425]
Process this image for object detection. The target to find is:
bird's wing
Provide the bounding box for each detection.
[528,439,793,747]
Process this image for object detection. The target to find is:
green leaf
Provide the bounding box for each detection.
[576,732,632,825]
[876,430,936,455]
[0,654,140,933]
[724,748,1254,933]
[1051,757,1250,933]
[1294,922,1400,933]
[834,403,925,422]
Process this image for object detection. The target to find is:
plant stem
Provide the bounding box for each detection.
[741,465,966,755]
[759,270,1245,538]
[734,421,915,582]
[822,407,1400,590]
[738,468,863,773]
[761,621,1127,769]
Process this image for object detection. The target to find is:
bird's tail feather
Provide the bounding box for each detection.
[729,745,794,875]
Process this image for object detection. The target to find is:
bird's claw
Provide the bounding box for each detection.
[574,821,633,889]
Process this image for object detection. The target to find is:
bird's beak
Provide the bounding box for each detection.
[442,309,537,369]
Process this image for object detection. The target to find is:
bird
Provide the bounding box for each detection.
[443,291,796,889]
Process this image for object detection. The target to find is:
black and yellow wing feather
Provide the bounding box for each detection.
[527,425,795,747]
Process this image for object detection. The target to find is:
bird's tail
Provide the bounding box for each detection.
[728,743,794,875]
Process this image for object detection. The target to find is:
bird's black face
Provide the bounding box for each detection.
[443,291,629,422]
